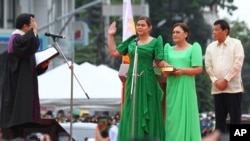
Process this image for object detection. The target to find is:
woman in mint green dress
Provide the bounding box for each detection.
[107,16,169,141]
[164,23,203,141]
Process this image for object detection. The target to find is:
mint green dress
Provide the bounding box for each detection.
[116,35,165,141]
[164,42,202,141]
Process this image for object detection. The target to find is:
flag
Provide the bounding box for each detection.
[120,0,136,105]
[122,0,136,64]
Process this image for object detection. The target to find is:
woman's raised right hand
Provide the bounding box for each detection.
[108,21,117,36]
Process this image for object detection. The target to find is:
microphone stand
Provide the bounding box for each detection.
[51,37,90,99]
[50,37,90,141]
[131,37,139,140]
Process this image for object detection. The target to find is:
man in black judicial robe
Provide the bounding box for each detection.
[0,13,49,138]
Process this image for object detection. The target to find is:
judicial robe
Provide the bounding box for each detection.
[0,29,47,128]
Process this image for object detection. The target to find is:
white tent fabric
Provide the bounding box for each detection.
[38,62,122,111]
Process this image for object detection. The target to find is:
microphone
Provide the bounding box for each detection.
[44,32,65,39]
[134,36,139,46]
[134,36,139,42]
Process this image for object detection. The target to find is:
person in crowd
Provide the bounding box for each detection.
[42,110,54,119]
[26,132,52,141]
[204,19,244,133]
[201,116,214,137]
[55,109,68,123]
[95,116,109,141]
[163,23,203,141]
[107,16,169,141]
[0,13,49,139]
[108,117,118,141]
[202,130,221,141]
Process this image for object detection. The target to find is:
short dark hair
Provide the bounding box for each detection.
[15,13,35,29]
[214,19,230,35]
[172,22,190,40]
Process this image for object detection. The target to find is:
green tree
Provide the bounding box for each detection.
[229,20,250,113]
[74,0,107,66]
[196,69,214,112]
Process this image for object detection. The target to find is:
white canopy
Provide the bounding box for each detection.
[38,62,122,112]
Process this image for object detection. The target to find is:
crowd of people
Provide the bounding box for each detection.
[200,113,216,137]
[0,12,245,141]
[42,109,216,140]
[43,109,120,141]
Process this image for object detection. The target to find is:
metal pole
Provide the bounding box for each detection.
[131,38,139,140]
[69,39,74,141]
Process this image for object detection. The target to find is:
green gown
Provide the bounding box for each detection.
[116,35,165,141]
[164,42,202,141]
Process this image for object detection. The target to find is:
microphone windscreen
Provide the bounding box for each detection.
[134,37,139,42]
[44,32,50,36]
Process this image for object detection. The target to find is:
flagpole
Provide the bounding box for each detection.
[130,37,139,140]
[122,0,136,140]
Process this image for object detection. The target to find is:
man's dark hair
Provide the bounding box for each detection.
[15,13,35,29]
[214,19,230,35]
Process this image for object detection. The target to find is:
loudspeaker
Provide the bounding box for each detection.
[2,119,73,141]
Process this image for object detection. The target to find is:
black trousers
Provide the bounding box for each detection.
[214,93,242,133]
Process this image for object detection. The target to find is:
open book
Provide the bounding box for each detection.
[35,47,59,66]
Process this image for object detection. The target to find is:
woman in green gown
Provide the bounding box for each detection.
[164,23,203,141]
[107,16,169,141]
